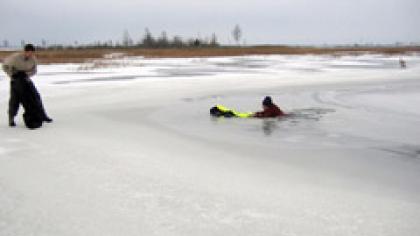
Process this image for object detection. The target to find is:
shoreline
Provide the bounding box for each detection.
[1,46,419,64]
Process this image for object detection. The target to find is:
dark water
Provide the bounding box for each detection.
[209,107,336,136]
[260,108,336,135]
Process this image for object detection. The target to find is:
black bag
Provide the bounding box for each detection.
[11,71,44,129]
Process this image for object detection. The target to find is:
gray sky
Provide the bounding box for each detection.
[1,0,419,46]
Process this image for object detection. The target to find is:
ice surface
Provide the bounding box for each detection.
[1,54,420,236]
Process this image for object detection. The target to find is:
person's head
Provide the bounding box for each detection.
[23,44,35,58]
[262,96,273,108]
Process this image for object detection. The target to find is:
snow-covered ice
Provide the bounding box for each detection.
[1,54,420,236]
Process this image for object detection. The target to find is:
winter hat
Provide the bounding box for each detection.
[24,44,35,52]
[262,96,273,106]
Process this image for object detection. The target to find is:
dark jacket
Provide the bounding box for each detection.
[10,71,44,129]
[254,104,285,118]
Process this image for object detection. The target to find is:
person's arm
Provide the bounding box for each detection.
[26,57,37,77]
[2,58,15,77]
[253,110,266,118]
[26,64,37,77]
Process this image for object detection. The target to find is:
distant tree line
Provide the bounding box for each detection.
[1,28,221,50]
[2,24,420,50]
[132,28,219,49]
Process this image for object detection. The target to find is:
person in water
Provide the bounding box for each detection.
[210,96,285,118]
[253,96,285,118]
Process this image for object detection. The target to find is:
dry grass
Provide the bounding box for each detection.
[1,46,419,64]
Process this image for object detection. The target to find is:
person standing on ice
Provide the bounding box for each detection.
[2,44,52,127]
[399,58,406,69]
[253,96,285,118]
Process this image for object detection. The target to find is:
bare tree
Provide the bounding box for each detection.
[142,28,155,48]
[232,24,242,46]
[41,39,47,48]
[210,33,218,47]
[193,38,201,47]
[172,36,184,48]
[122,30,133,47]
[2,40,9,48]
[157,31,169,48]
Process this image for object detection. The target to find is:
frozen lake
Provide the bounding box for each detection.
[1,54,420,236]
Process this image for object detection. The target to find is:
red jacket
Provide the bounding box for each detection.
[254,104,285,118]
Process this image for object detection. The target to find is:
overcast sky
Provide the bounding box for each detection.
[1,0,419,46]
